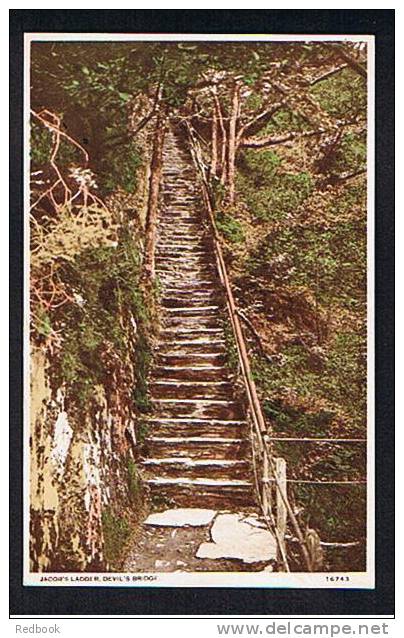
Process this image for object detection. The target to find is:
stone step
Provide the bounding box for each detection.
[160,218,200,224]
[158,229,204,236]
[143,457,249,479]
[163,305,220,316]
[161,298,222,311]
[161,281,217,290]
[144,436,248,460]
[151,398,244,419]
[145,417,247,438]
[155,352,227,367]
[152,365,230,381]
[155,340,226,355]
[157,250,209,258]
[157,334,225,344]
[161,289,218,300]
[162,205,198,210]
[159,227,201,236]
[149,379,233,399]
[162,323,224,336]
[157,232,207,241]
[156,256,212,267]
[159,327,224,339]
[156,251,206,260]
[159,222,200,230]
[145,477,254,508]
[142,129,255,512]
[157,278,216,289]
[157,243,208,252]
[162,206,198,212]
[156,265,217,276]
[159,286,218,296]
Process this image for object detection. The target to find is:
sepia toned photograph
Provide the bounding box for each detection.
[25,33,373,588]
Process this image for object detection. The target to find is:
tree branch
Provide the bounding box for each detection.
[241,127,325,149]
[309,64,348,86]
[237,100,286,142]
[331,167,367,184]
[236,309,274,363]
[327,44,367,79]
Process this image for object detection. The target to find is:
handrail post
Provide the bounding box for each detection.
[262,445,271,518]
[275,457,287,545]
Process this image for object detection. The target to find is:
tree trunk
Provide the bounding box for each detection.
[212,90,227,185]
[211,101,218,177]
[227,82,240,205]
[143,107,167,279]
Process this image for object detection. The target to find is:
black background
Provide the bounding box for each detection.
[9,9,395,617]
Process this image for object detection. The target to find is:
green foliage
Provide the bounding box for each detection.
[127,458,142,505]
[246,207,366,312]
[33,307,53,339]
[237,150,313,221]
[254,328,365,432]
[294,484,366,546]
[310,67,366,120]
[101,142,143,193]
[53,234,151,409]
[333,133,366,175]
[223,319,239,372]
[101,508,130,566]
[321,332,366,420]
[215,211,245,244]
[317,132,366,178]
[137,419,150,445]
[30,121,52,166]
[31,43,146,195]
[262,394,336,437]
[239,149,281,185]
[132,332,152,413]
[257,108,310,137]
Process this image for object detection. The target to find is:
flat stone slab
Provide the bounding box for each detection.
[144,508,217,527]
[196,513,277,564]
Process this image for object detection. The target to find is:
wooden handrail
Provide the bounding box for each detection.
[184,121,315,572]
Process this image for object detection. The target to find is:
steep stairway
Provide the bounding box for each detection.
[142,129,255,510]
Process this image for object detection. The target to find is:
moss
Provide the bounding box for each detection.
[150,493,174,511]
[127,457,142,506]
[137,418,150,445]
[102,508,131,566]
[132,332,152,413]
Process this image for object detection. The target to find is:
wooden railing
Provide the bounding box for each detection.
[183,121,316,572]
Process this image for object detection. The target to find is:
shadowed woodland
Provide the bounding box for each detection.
[29,41,368,574]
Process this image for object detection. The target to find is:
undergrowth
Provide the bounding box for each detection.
[47,230,152,414]
[102,507,131,567]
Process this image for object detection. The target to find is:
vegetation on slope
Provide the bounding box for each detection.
[197,45,367,570]
[30,40,368,571]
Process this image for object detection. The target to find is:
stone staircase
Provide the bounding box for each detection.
[142,129,255,510]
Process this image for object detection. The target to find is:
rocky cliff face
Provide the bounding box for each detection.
[29,347,144,572]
